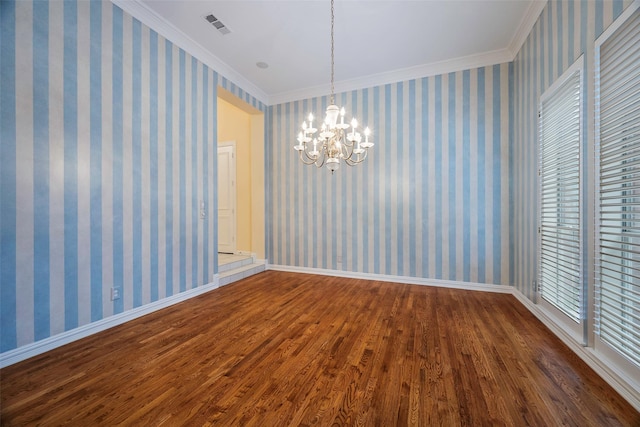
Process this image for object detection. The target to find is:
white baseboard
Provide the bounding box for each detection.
[266,264,512,294]
[0,280,219,369]
[512,289,640,412]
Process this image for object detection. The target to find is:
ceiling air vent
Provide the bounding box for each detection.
[204,13,231,35]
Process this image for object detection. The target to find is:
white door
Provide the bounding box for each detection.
[218,144,236,253]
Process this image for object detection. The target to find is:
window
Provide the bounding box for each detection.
[595,7,640,369]
[538,58,583,335]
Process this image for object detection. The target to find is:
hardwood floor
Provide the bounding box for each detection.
[1,271,638,426]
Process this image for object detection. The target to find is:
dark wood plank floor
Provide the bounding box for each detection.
[1,271,638,426]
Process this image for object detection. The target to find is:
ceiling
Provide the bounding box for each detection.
[115,0,545,105]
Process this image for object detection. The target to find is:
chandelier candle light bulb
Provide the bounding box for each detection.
[293,0,374,173]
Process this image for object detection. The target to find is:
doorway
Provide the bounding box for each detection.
[217,87,265,260]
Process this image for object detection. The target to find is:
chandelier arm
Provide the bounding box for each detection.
[341,142,359,161]
[344,150,368,166]
[341,142,353,159]
[314,154,327,168]
[300,144,325,165]
[299,147,322,165]
[341,133,354,147]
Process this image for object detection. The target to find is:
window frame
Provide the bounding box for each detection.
[594,3,640,388]
[537,56,585,343]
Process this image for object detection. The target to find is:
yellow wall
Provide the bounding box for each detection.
[218,97,252,252]
[217,90,265,258]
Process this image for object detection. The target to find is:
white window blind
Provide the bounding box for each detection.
[595,8,640,368]
[539,65,582,323]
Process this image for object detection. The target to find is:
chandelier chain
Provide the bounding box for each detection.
[330,0,335,104]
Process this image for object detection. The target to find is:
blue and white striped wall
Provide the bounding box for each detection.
[269,64,512,285]
[3,0,631,358]
[511,0,634,299]
[0,0,265,354]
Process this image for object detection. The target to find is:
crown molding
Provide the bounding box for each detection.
[269,48,513,105]
[111,0,544,107]
[110,0,269,106]
[508,0,548,58]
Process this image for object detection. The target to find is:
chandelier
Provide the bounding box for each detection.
[294,0,374,173]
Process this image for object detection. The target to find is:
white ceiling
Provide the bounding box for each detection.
[115,0,546,105]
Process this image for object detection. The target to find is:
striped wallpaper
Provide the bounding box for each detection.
[511,0,633,299]
[269,64,512,285]
[0,0,265,353]
[3,0,631,357]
